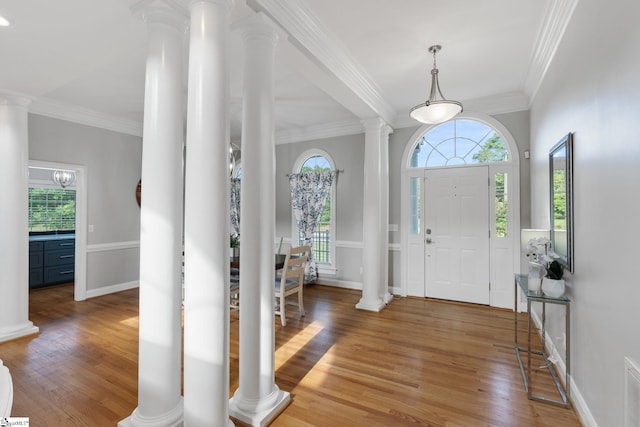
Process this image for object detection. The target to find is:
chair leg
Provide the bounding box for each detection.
[280,293,287,326]
[298,289,305,316]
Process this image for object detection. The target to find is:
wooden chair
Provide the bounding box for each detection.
[274,245,309,326]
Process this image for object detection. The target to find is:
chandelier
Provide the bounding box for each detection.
[51,169,76,188]
[410,45,463,124]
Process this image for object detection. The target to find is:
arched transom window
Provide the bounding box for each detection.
[409,119,510,168]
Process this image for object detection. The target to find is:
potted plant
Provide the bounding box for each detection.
[230,234,240,258]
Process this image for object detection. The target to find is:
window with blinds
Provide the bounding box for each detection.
[28,188,76,232]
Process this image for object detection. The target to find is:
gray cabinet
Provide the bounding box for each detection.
[29,235,75,289]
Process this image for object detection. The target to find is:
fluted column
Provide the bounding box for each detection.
[119,4,186,427]
[356,117,389,312]
[0,95,39,343]
[228,13,289,426]
[182,0,235,426]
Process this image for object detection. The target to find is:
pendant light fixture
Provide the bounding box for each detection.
[410,45,463,124]
[51,169,76,188]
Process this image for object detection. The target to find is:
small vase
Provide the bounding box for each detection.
[542,277,565,298]
[527,263,543,294]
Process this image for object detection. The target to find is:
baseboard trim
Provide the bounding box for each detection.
[85,280,139,299]
[316,277,362,290]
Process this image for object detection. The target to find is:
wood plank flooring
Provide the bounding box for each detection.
[0,283,582,426]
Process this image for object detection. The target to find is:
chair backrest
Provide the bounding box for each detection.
[281,245,310,285]
[276,239,291,255]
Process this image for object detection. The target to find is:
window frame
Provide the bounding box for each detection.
[291,149,337,275]
[407,119,511,169]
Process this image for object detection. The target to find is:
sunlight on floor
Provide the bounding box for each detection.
[119,316,139,328]
[275,320,325,370]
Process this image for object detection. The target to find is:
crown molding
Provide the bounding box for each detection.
[460,92,530,116]
[524,0,579,103]
[247,0,396,125]
[30,97,143,137]
[275,119,363,145]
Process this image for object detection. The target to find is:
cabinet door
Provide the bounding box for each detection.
[43,265,75,284]
[44,239,75,251]
[44,249,75,267]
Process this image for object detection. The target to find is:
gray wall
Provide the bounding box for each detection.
[29,114,142,292]
[529,0,640,424]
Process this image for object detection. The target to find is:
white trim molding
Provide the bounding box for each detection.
[315,277,362,291]
[335,240,362,249]
[524,0,579,103]
[248,0,396,125]
[85,280,140,299]
[86,240,141,253]
[30,97,143,137]
[276,119,363,145]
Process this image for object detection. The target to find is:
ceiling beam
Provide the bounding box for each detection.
[246,0,396,126]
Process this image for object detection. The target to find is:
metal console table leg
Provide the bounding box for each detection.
[514,274,571,408]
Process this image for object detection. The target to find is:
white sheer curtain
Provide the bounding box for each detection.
[287,171,335,281]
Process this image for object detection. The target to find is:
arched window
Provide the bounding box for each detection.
[292,150,336,274]
[408,119,510,168]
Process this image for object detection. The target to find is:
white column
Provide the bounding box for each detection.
[380,124,393,304]
[228,14,289,426]
[119,5,186,427]
[182,1,235,426]
[0,95,39,343]
[356,118,388,312]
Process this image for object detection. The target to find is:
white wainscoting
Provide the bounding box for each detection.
[85,240,140,299]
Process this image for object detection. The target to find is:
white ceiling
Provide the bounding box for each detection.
[0,0,574,142]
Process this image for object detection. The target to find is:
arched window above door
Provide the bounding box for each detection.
[408,119,510,168]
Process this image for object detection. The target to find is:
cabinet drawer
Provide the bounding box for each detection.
[29,241,44,252]
[44,249,75,267]
[30,251,44,268]
[43,265,75,284]
[29,267,43,287]
[44,239,75,251]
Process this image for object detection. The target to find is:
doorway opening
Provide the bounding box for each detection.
[29,161,87,301]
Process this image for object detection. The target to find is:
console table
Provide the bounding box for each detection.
[514,274,571,407]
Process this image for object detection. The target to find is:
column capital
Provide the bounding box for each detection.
[361,117,393,140]
[361,117,388,132]
[177,0,235,13]
[130,0,189,33]
[233,12,284,48]
[0,93,32,109]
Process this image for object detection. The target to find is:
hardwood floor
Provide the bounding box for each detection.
[0,283,582,426]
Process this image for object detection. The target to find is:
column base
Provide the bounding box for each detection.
[118,398,183,427]
[382,291,394,305]
[355,298,385,312]
[0,322,39,343]
[229,387,290,427]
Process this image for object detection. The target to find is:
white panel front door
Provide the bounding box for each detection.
[424,167,490,304]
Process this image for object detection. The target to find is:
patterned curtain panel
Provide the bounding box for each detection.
[230,178,241,236]
[287,170,335,281]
